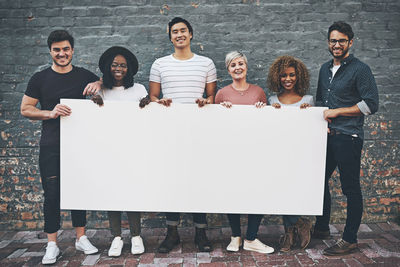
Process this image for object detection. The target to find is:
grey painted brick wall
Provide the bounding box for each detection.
[0,0,399,231]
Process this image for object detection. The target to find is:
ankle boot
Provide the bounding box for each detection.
[280,226,294,252]
[158,225,180,253]
[194,227,212,252]
[295,218,312,249]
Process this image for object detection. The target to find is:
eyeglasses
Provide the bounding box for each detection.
[329,39,349,46]
[111,63,128,69]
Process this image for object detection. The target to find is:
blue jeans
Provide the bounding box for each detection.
[315,134,363,243]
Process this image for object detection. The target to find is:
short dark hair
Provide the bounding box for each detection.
[168,17,193,40]
[47,30,74,50]
[328,21,354,40]
[102,54,135,89]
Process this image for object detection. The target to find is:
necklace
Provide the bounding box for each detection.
[232,84,249,96]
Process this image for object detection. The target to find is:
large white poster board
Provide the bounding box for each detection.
[60,99,327,215]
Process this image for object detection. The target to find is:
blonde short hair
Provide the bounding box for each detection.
[225,51,248,69]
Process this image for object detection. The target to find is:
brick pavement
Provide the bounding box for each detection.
[0,222,399,266]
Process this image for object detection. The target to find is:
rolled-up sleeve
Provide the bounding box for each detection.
[356,64,379,115]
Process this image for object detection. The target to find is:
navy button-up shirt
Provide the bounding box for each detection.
[316,54,379,139]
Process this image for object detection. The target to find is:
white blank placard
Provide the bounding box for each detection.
[60,99,327,215]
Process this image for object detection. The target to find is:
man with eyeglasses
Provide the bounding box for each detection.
[313,21,379,256]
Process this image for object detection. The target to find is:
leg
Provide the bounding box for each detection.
[246,214,263,241]
[71,210,87,239]
[108,211,122,237]
[280,215,297,252]
[127,211,141,236]
[282,215,299,229]
[193,213,212,252]
[127,212,144,255]
[158,213,180,253]
[315,137,337,232]
[227,214,241,237]
[336,135,363,244]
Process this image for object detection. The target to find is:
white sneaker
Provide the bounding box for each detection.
[131,236,145,255]
[42,241,60,265]
[75,235,98,255]
[243,238,274,254]
[227,236,241,252]
[108,236,124,257]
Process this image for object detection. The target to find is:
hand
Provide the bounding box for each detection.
[220,101,232,108]
[300,103,311,109]
[272,103,281,109]
[323,109,339,123]
[157,98,172,107]
[49,104,71,119]
[139,95,151,108]
[196,98,210,108]
[255,101,266,108]
[91,95,104,107]
[83,80,102,96]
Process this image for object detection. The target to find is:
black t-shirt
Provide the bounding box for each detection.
[25,66,98,146]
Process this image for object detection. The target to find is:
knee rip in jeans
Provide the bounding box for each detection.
[46,176,57,180]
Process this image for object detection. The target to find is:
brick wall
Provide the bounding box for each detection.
[0,0,399,230]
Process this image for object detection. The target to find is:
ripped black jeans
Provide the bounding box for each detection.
[39,146,86,233]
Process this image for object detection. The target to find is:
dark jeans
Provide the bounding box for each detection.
[227,214,263,241]
[315,134,363,244]
[282,215,300,228]
[39,146,86,234]
[108,211,141,237]
[166,212,207,228]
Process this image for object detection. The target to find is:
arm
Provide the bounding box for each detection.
[323,104,362,123]
[83,79,102,96]
[149,81,171,106]
[21,95,71,120]
[196,81,216,107]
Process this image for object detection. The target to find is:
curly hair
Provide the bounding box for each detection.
[267,55,310,96]
[102,54,134,89]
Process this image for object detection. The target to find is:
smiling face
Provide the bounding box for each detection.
[328,30,353,60]
[280,66,297,91]
[110,54,127,86]
[170,22,192,49]
[227,57,247,81]
[50,40,74,68]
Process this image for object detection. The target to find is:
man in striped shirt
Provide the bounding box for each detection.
[149,17,216,253]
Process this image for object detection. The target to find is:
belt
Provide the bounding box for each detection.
[328,129,342,136]
[328,129,358,138]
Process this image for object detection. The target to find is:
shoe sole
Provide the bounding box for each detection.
[243,246,274,254]
[131,249,145,255]
[42,253,60,265]
[76,247,99,255]
[323,248,357,256]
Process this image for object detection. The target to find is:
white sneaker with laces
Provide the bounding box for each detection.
[75,235,98,254]
[243,238,274,254]
[42,241,60,265]
[131,235,145,255]
[108,236,124,257]
[226,236,241,252]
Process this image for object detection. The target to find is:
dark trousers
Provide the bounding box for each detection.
[282,215,300,228]
[39,146,86,234]
[108,211,141,237]
[166,212,207,228]
[227,214,263,241]
[315,134,363,243]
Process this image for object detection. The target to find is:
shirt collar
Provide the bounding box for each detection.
[329,54,354,68]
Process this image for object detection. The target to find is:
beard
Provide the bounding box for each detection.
[53,56,72,67]
[329,46,349,60]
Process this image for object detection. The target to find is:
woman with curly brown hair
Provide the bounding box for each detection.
[267,55,314,252]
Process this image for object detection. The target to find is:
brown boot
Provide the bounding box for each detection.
[158,225,180,253]
[279,226,294,252]
[295,218,312,249]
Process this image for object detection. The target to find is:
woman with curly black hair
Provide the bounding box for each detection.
[267,55,314,252]
[91,46,148,257]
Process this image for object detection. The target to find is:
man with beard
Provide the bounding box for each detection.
[20,30,101,265]
[314,21,379,256]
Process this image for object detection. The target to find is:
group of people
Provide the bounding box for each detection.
[20,17,379,265]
